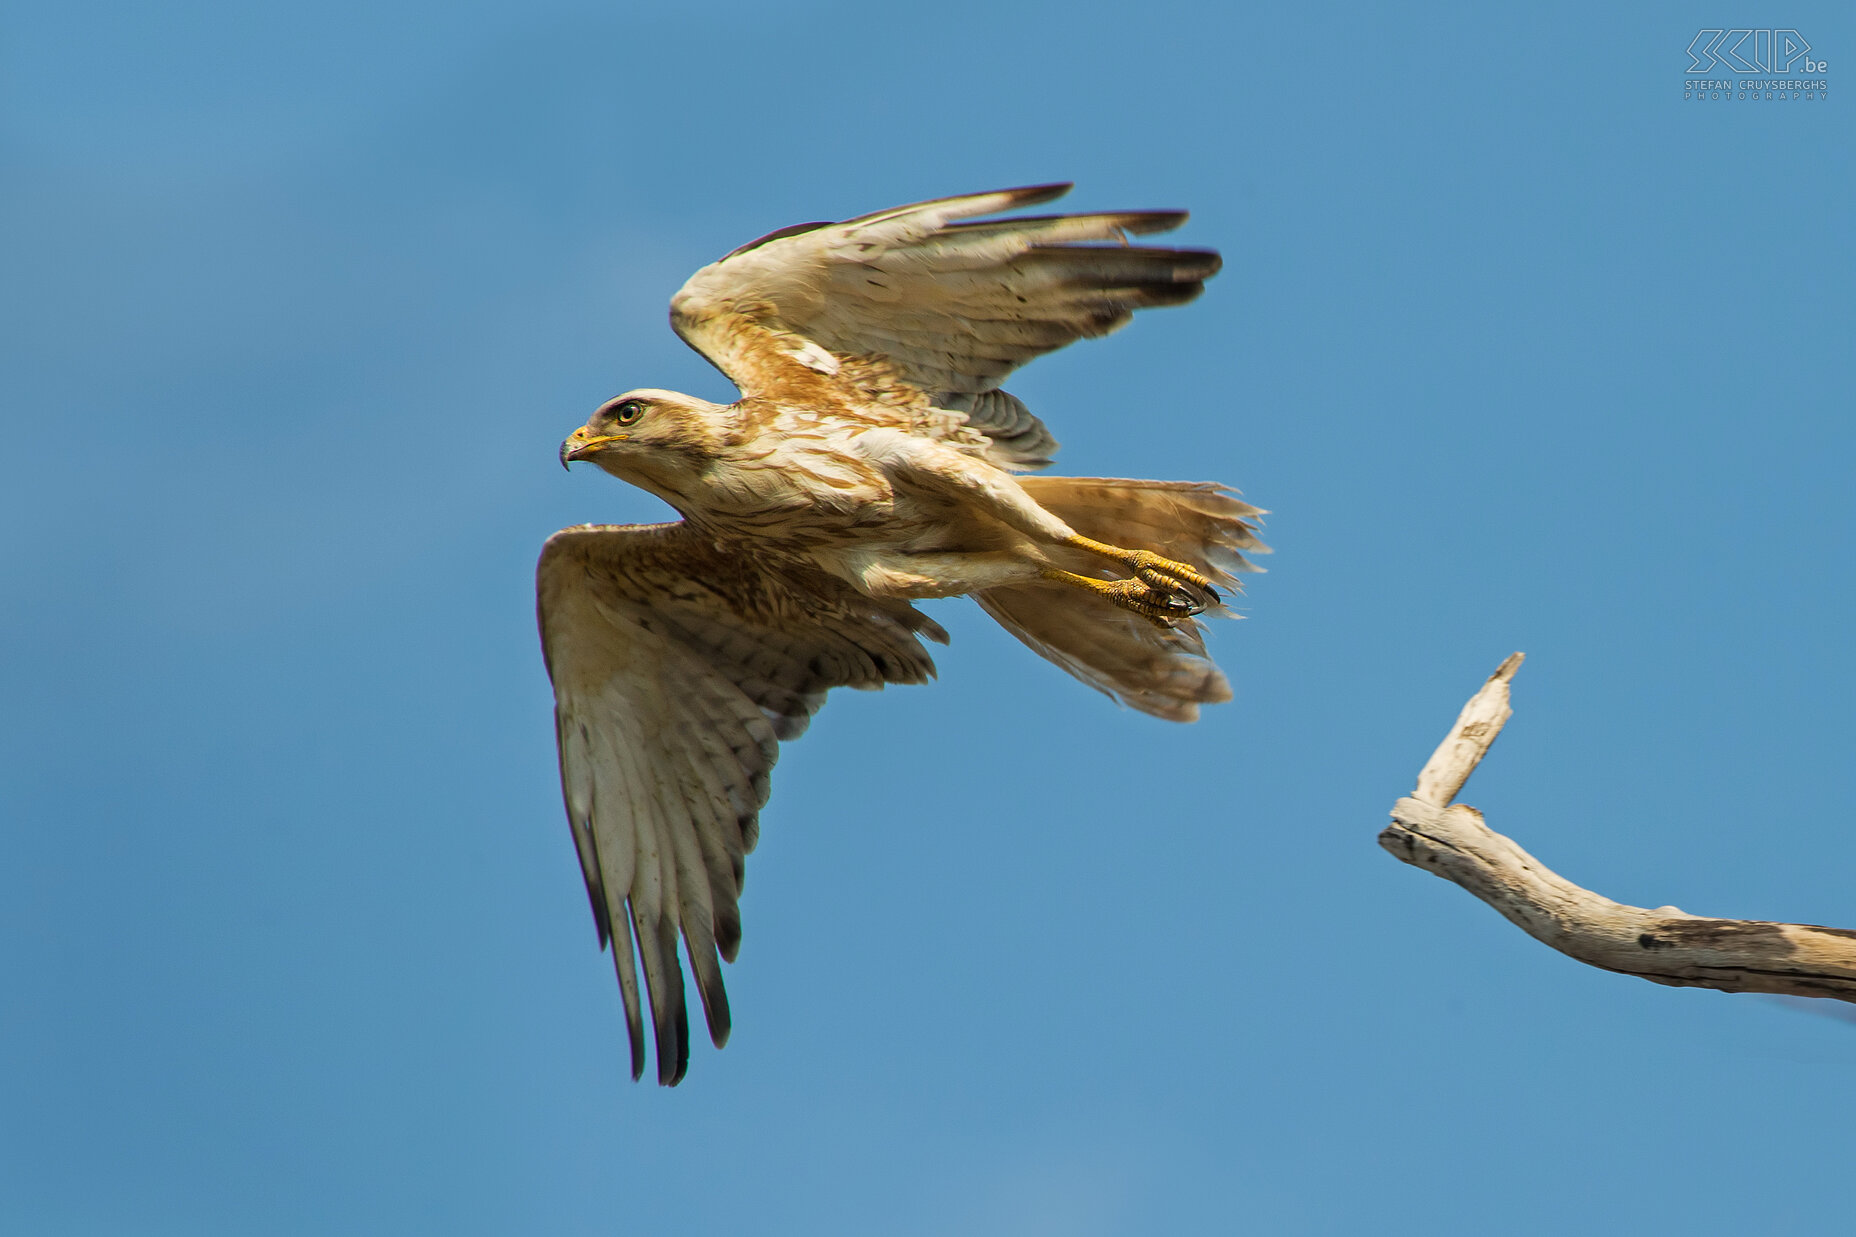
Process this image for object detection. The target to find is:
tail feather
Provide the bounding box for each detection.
[976,587,1229,721]
[1016,476,1267,589]
[979,476,1266,721]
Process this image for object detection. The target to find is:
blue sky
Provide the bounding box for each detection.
[3,2,1852,1233]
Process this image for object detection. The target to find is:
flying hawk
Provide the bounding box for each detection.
[540,184,1264,1084]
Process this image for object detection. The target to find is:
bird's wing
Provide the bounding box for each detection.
[669,183,1221,468]
[536,522,947,1085]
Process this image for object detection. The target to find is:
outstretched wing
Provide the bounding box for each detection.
[669,184,1221,468]
[537,523,948,1085]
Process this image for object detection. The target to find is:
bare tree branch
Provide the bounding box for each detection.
[1380,655,1856,1002]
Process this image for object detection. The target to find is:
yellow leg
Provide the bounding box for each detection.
[1038,567,1199,627]
[1061,535,1220,612]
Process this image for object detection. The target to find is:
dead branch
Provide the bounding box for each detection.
[1380,654,1856,1001]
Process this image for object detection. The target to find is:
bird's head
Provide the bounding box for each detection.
[559,389,732,488]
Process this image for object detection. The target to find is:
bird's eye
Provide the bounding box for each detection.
[612,399,647,425]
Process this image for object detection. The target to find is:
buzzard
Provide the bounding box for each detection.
[540,184,1264,1084]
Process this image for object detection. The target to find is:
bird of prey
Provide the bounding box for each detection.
[540,184,1264,1084]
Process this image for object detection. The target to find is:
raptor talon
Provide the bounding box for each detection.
[1063,534,1220,614]
[1038,568,1198,629]
[1135,563,1220,611]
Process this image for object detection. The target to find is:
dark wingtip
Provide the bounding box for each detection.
[717,909,742,962]
[706,992,733,1050]
[1118,209,1191,235]
[687,939,734,1051]
[610,920,647,1082]
[659,1000,691,1086]
[585,875,612,950]
[722,220,839,261]
[651,935,690,1086]
[998,182,1074,211]
[626,1017,646,1082]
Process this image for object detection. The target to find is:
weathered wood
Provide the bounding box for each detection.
[1381,657,1856,1002]
[1413,651,1522,807]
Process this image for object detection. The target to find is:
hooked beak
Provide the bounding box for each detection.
[559,431,629,470]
